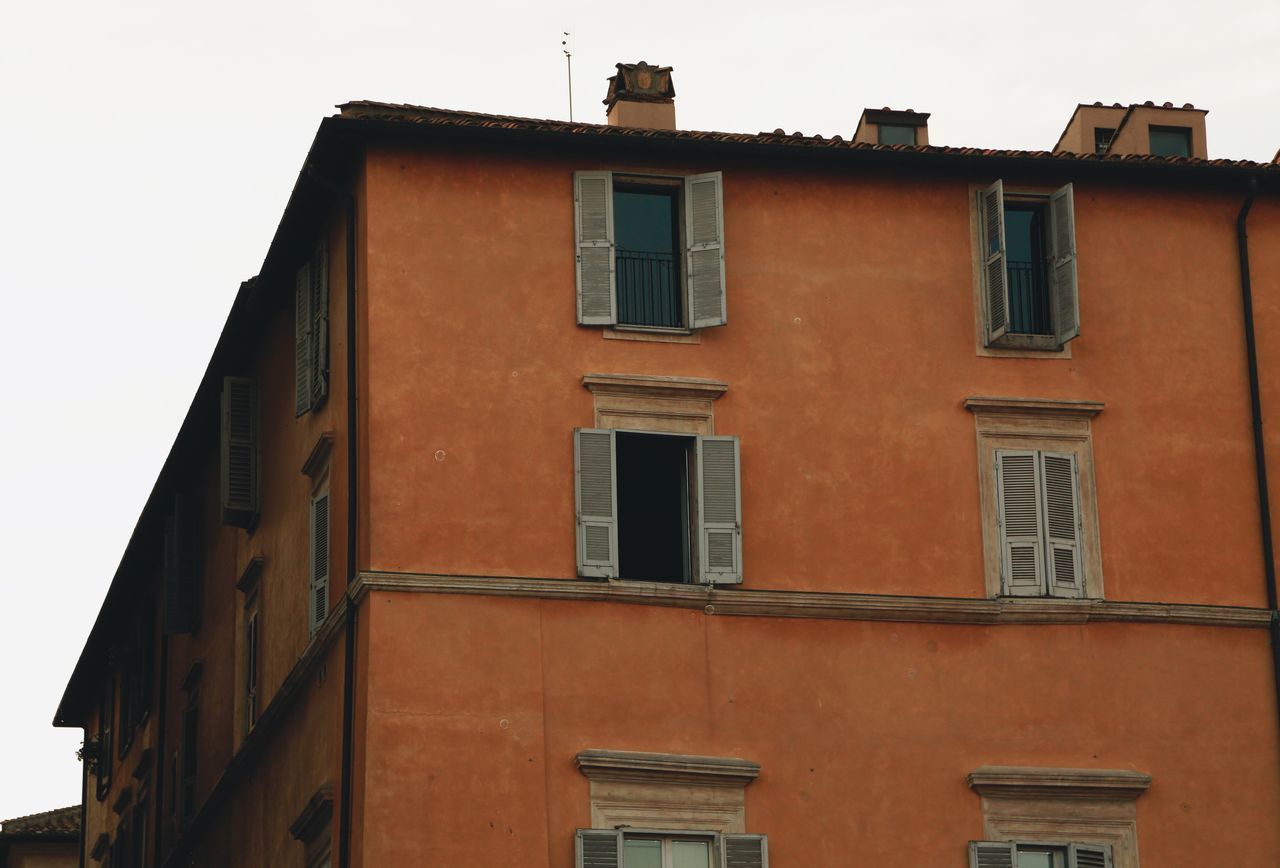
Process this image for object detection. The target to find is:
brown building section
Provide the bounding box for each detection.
[54,65,1280,867]
[0,806,79,868]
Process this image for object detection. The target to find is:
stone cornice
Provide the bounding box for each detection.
[576,749,760,787]
[964,396,1105,418]
[351,571,1270,628]
[583,373,728,401]
[968,765,1152,801]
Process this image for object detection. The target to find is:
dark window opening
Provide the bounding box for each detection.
[1003,202,1053,335]
[1093,127,1115,154]
[181,702,198,820]
[613,184,682,328]
[1149,125,1191,157]
[616,432,692,582]
[878,124,917,146]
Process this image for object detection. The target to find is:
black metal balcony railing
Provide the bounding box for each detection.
[1007,259,1052,335]
[617,248,681,328]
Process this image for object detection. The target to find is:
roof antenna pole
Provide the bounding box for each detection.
[562,31,574,122]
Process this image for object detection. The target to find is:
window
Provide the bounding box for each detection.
[1092,128,1115,154]
[878,123,917,145]
[180,699,198,821]
[295,238,330,416]
[978,181,1079,351]
[162,492,201,636]
[574,171,726,331]
[244,606,259,733]
[967,397,1104,600]
[131,798,149,868]
[575,429,741,584]
[577,830,767,868]
[970,841,1112,868]
[309,486,331,637]
[220,376,260,527]
[95,685,114,800]
[118,607,153,758]
[1148,126,1191,158]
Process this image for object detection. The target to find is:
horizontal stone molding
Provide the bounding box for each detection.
[583,373,728,400]
[968,765,1152,801]
[964,396,1105,418]
[577,749,760,787]
[351,571,1270,628]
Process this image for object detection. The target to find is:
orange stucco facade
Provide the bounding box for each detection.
[58,93,1280,868]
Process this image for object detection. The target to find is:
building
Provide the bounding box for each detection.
[0,806,79,868]
[53,61,1280,867]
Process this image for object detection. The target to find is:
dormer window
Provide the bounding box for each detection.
[1093,127,1115,154]
[1149,125,1191,157]
[878,123,917,145]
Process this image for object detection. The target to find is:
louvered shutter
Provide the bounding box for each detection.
[1050,183,1080,346]
[721,833,768,868]
[996,450,1045,596]
[294,261,313,416]
[969,841,1016,868]
[309,492,330,636]
[980,180,1011,343]
[574,428,618,578]
[1069,843,1112,868]
[574,172,616,325]
[220,377,259,526]
[575,829,621,868]
[686,171,727,328]
[1041,452,1084,598]
[698,435,743,584]
[310,239,330,408]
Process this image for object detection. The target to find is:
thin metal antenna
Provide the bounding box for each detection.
[562,31,574,122]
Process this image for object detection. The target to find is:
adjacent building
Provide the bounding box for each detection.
[0,806,79,868]
[54,62,1280,867]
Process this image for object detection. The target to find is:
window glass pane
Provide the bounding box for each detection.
[1017,847,1066,868]
[624,839,663,868]
[614,187,681,327]
[1149,126,1191,157]
[1003,204,1052,335]
[878,124,916,145]
[672,840,711,868]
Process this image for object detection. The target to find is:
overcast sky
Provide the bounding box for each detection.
[1,0,1278,823]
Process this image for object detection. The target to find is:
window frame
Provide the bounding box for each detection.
[971,183,1078,358]
[612,174,688,330]
[967,397,1104,600]
[1148,125,1192,158]
[622,830,717,867]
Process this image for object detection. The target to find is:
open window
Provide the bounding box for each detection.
[979,181,1079,350]
[970,841,1111,868]
[577,829,768,868]
[575,429,741,584]
[574,171,727,331]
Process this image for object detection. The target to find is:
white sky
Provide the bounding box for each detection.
[1,0,1277,823]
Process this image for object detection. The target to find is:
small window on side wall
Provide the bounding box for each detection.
[574,171,727,331]
[979,181,1079,351]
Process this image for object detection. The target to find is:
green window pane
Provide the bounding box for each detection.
[1149,126,1191,157]
[624,839,662,868]
[672,840,711,868]
[878,124,916,146]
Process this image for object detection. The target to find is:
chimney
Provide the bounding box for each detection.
[853,108,930,146]
[603,61,676,130]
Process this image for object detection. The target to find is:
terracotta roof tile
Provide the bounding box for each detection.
[336,101,1277,173]
[0,805,80,838]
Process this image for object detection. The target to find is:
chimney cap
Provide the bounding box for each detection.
[604,61,675,109]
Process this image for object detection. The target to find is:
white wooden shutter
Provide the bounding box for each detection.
[980,180,1010,343]
[220,377,259,526]
[309,492,330,635]
[686,171,727,328]
[294,261,313,416]
[1050,183,1080,346]
[575,429,618,578]
[575,829,621,868]
[698,435,743,584]
[969,841,1016,868]
[1069,843,1112,868]
[996,450,1045,596]
[1042,452,1084,597]
[310,239,330,408]
[574,172,616,325]
[721,833,768,868]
